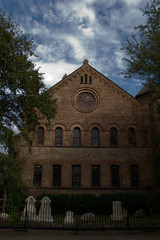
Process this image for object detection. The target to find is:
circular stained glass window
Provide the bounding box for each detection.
[77,92,96,110]
[72,88,99,113]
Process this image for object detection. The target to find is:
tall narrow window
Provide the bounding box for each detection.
[111,165,120,187]
[55,127,62,147]
[81,76,83,84]
[37,127,44,146]
[33,164,42,187]
[110,127,118,147]
[92,165,100,187]
[73,127,81,147]
[72,165,81,187]
[89,76,92,84]
[130,165,139,187]
[128,127,136,147]
[85,74,87,84]
[53,165,61,187]
[92,127,99,147]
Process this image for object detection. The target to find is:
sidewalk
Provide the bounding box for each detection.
[0,229,160,240]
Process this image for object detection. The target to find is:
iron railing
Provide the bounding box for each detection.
[0,202,160,230]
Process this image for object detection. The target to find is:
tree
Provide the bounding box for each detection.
[0,10,56,211]
[0,10,56,149]
[121,0,160,187]
[0,154,27,213]
[121,0,160,86]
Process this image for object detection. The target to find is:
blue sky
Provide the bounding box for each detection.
[0,0,150,96]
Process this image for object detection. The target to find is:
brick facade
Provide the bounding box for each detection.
[16,60,154,196]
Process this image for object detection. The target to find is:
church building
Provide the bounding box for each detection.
[17,59,154,196]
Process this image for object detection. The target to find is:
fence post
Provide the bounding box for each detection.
[23,201,27,229]
[75,213,78,230]
[75,201,78,230]
[126,209,130,229]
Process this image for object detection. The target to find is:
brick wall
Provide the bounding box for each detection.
[16,60,154,196]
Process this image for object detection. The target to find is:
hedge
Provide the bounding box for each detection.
[37,193,153,214]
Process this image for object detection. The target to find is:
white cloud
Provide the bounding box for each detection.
[55,1,78,24]
[85,0,96,3]
[82,27,94,37]
[114,51,124,69]
[35,61,79,87]
[67,36,86,59]
[55,0,96,24]
[122,0,143,6]
[112,40,121,45]
[29,2,38,14]
[43,9,57,23]
[72,2,95,22]
[29,22,51,36]
[36,45,51,56]
[36,44,53,61]
[78,24,94,37]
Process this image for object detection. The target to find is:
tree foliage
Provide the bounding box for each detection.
[0,153,28,212]
[121,0,160,85]
[0,10,56,210]
[0,9,56,153]
[0,155,18,191]
[121,0,160,188]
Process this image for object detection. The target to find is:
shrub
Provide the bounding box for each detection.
[36,192,151,215]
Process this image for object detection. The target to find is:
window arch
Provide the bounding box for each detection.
[110,127,118,147]
[92,127,99,147]
[55,127,62,147]
[37,127,44,146]
[73,127,81,147]
[128,127,136,147]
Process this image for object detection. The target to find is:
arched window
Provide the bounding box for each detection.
[110,127,118,147]
[128,127,136,147]
[55,127,62,147]
[92,127,99,147]
[73,127,81,147]
[37,127,44,146]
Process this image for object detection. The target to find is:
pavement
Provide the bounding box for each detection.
[0,229,160,240]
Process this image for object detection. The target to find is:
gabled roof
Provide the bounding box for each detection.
[48,59,141,105]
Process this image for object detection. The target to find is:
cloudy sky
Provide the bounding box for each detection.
[0,0,150,96]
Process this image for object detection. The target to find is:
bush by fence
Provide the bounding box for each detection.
[37,192,153,215]
[2,191,160,216]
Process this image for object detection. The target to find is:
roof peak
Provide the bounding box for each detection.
[83,59,89,65]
